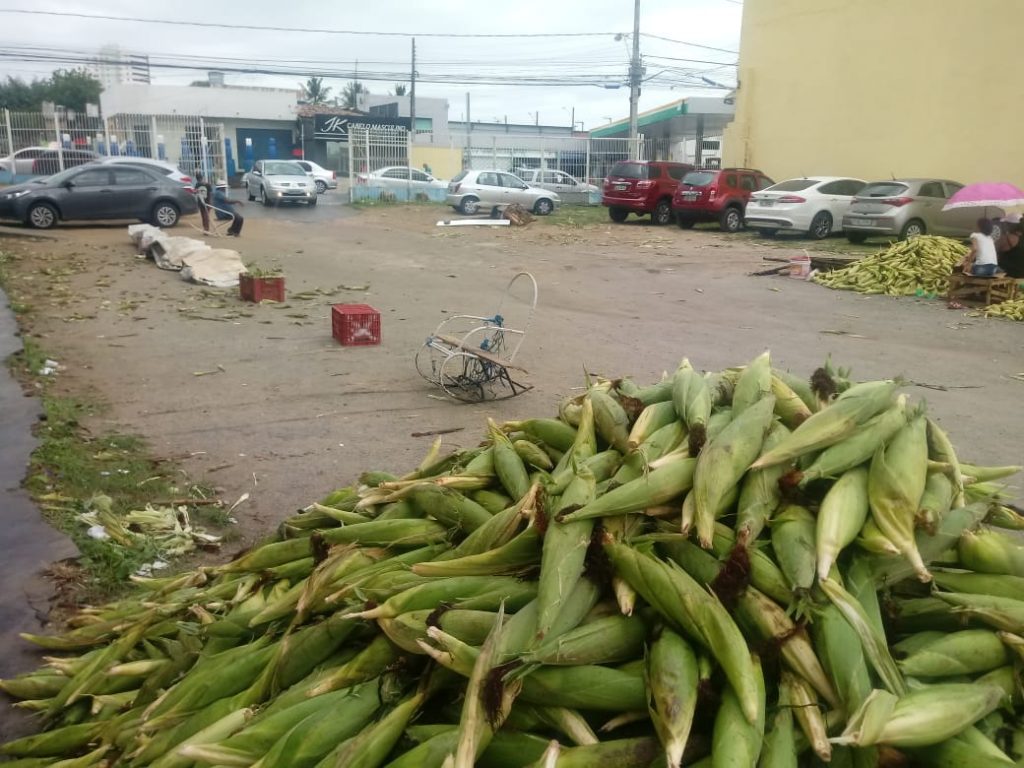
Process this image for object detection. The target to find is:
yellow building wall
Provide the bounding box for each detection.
[723,0,1024,185]
[410,146,463,181]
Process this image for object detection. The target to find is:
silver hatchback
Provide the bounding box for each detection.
[244,160,317,207]
[842,178,1003,243]
[446,170,559,215]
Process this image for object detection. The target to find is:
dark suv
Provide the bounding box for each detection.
[602,160,694,225]
[673,168,774,232]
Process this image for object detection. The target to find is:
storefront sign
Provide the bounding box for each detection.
[313,114,411,140]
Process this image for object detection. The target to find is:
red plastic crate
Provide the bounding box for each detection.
[332,303,381,346]
[239,274,285,303]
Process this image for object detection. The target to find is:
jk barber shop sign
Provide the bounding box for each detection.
[313,114,411,139]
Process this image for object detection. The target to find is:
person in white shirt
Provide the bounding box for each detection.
[963,218,999,277]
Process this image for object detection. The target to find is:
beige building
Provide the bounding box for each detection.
[723,0,1022,185]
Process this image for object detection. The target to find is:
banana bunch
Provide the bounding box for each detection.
[815,236,968,296]
[983,298,1024,321]
[4,351,1024,768]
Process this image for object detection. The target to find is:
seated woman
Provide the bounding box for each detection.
[997,222,1024,279]
[962,218,999,276]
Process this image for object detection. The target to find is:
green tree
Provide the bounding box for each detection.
[46,69,102,111]
[341,80,368,109]
[393,83,407,96]
[0,76,44,109]
[300,76,332,105]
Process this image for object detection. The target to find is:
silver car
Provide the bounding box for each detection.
[842,178,1002,243]
[294,160,337,193]
[515,168,598,205]
[356,166,448,192]
[446,170,559,215]
[245,160,317,207]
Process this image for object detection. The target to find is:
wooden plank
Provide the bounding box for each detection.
[433,334,528,373]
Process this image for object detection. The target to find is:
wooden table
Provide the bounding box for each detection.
[947,273,1019,305]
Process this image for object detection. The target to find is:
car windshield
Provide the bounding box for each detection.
[609,162,648,180]
[264,161,306,176]
[859,182,910,197]
[768,179,818,192]
[681,171,717,187]
[451,171,468,183]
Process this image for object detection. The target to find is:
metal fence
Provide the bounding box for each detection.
[1,108,227,184]
[346,126,726,205]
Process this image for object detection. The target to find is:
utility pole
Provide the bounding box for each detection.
[410,38,416,145]
[628,0,642,160]
[465,92,472,168]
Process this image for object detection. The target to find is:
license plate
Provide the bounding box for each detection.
[683,192,699,201]
[614,183,629,191]
[758,200,773,207]
[855,218,875,227]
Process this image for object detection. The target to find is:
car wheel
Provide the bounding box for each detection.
[677,215,696,229]
[757,228,777,238]
[315,180,327,194]
[846,232,868,244]
[533,198,554,216]
[809,211,833,240]
[247,185,255,202]
[152,201,180,228]
[459,196,480,215]
[720,206,743,233]
[608,207,629,223]
[27,202,58,229]
[308,196,318,207]
[900,218,926,240]
[653,199,673,226]
[260,186,273,207]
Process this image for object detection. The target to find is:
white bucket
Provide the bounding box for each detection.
[789,252,811,279]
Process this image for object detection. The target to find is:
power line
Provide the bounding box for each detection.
[0,9,621,38]
[640,34,737,54]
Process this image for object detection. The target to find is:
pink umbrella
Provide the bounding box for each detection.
[943,181,1024,211]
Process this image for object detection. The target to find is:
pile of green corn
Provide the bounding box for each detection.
[4,352,1024,768]
[982,298,1024,321]
[814,236,967,296]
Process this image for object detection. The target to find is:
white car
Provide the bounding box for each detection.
[445,170,559,215]
[745,176,867,239]
[294,159,337,193]
[356,166,448,192]
[0,146,50,176]
[244,160,317,207]
[515,168,599,205]
[95,157,195,191]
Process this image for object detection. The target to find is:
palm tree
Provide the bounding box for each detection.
[393,83,407,96]
[300,76,332,105]
[341,80,368,109]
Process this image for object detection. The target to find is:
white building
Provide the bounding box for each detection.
[358,93,450,142]
[88,45,151,88]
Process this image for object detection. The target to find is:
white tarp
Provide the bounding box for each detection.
[179,248,246,289]
[128,226,244,288]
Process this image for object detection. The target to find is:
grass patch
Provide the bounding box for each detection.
[0,269,220,600]
[540,205,609,228]
[350,197,443,209]
[737,230,880,259]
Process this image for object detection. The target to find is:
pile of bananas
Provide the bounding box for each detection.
[814,236,967,296]
[3,352,1024,768]
[983,298,1024,321]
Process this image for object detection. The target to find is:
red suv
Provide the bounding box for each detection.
[672,168,774,232]
[602,160,694,226]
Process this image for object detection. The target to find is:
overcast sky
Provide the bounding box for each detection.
[0,0,742,130]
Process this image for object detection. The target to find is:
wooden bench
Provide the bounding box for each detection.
[947,273,1019,306]
[433,334,529,373]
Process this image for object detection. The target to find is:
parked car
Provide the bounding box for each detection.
[294,159,337,193]
[446,170,559,215]
[602,160,693,225]
[244,160,317,206]
[842,179,1002,243]
[0,146,50,176]
[744,177,866,239]
[95,157,195,192]
[515,168,599,205]
[357,166,448,193]
[31,149,100,176]
[672,168,775,232]
[0,164,197,229]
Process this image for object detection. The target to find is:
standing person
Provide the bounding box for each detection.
[195,171,214,232]
[961,218,999,276]
[213,180,245,237]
